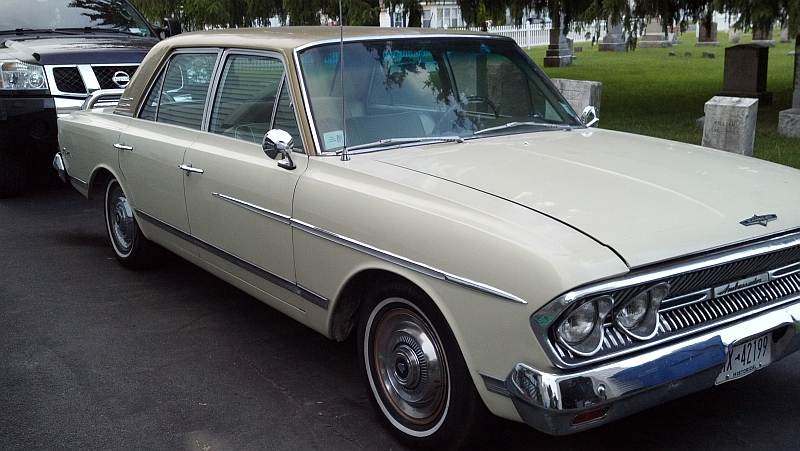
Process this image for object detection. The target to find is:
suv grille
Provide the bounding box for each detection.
[53,67,85,94]
[550,232,800,365]
[93,66,138,89]
[48,64,140,96]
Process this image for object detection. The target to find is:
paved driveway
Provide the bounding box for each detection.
[2,183,799,450]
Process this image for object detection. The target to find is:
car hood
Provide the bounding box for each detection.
[372,128,800,268]
[0,35,156,64]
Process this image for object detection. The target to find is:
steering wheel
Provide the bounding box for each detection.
[433,96,500,135]
[159,91,176,103]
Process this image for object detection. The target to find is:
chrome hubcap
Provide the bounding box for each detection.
[109,186,134,253]
[372,305,447,425]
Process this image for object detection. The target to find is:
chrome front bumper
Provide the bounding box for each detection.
[52,152,68,183]
[505,299,800,435]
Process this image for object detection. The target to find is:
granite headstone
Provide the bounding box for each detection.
[702,96,759,156]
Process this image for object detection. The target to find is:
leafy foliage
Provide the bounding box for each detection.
[130,0,796,37]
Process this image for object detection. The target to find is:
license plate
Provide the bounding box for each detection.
[715,333,771,385]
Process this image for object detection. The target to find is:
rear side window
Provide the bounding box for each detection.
[139,53,217,130]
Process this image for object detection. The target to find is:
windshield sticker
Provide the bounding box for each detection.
[323,130,344,151]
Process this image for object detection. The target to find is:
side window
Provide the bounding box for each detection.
[209,54,283,144]
[272,80,304,152]
[138,53,217,130]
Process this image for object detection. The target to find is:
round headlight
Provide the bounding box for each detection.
[613,283,670,340]
[557,301,597,344]
[615,291,648,329]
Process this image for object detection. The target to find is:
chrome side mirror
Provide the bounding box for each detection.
[581,106,600,128]
[262,129,296,170]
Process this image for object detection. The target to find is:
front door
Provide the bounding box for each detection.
[183,52,308,312]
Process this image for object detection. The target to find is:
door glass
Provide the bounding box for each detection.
[139,53,217,130]
[209,54,284,143]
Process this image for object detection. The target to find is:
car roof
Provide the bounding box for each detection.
[162,26,497,51]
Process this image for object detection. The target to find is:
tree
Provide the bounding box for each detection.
[456,0,798,38]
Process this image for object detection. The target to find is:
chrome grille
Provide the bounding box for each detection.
[551,234,800,364]
[53,67,85,94]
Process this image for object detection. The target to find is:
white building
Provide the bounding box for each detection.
[379,2,466,28]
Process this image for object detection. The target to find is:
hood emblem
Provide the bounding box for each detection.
[740,214,777,227]
[112,71,131,88]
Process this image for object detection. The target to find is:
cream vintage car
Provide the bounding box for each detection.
[54,27,800,449]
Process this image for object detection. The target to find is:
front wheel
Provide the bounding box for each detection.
[358,281,491,450]
[104,177,159,269]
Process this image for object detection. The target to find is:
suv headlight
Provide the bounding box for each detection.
[0,59,48,91]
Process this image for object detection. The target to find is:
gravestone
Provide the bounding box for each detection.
[550,78,602,114]
[639,20,675,48]
[544,28,573,67]
[702,96,759,156]
[729,29,742,44]
[779,39,800,138]
[718,44,772,105]
[752,27,776,47]
[696,21,720,46]
[779,28,793,44]
[599,20,626,52]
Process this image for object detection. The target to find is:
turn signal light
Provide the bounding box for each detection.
[572,406,609,425]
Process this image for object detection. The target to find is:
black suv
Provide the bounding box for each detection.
[0,0,179,197]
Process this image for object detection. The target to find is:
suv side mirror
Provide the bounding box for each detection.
[160,18,182,38]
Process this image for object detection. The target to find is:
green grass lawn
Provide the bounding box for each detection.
[527,30,800,169]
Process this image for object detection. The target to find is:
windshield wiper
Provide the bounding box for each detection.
[473,121,573,136]
[0,28,77,36]
[59,27,145,36]
[341,136,465,153]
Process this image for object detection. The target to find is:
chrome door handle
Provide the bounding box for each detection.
[113,143,133,151]
[179,164,204,174]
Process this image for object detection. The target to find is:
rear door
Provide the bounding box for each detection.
[119,50,219,256]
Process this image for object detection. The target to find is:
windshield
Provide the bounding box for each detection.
[0,0,155,37]
[298,37,581,153]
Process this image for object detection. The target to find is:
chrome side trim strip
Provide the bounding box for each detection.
[212,193,291,225]
[137,192,523,306]
[292,218,527,304]
[480,373,512,398]
[133,209,329,310]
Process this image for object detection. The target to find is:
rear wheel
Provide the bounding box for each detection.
[358,280,491,450]
[104,177,159,269]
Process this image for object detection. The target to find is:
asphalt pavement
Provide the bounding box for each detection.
[2,181,799,451]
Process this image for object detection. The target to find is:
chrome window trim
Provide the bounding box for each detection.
[134,48,223,123]
[201,48,308,154]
